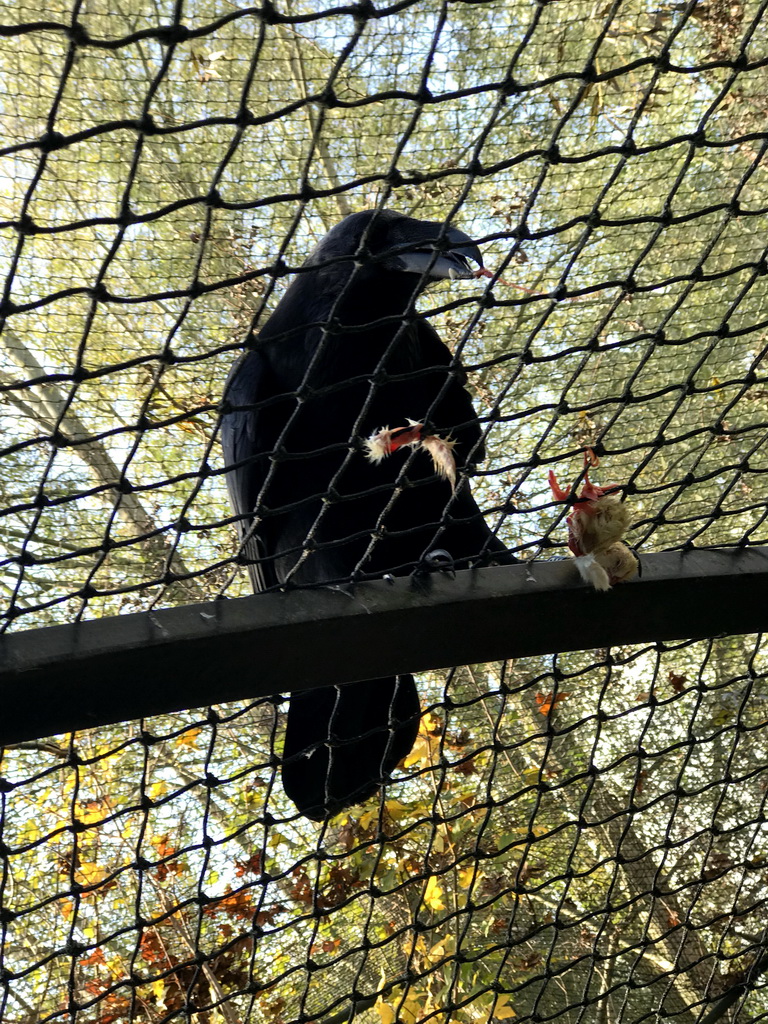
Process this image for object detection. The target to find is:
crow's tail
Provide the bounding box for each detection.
[282,676,421,821]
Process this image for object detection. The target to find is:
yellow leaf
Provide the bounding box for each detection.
[423,876,445,912]
[77,862,109,887]
[383,799,409,821]
[402,735,429,768]
[375,998,396,1024]
[358,807,379,831]
[458,866,476,889]
[377,993,422,1024]
[413,934,449,965]
[495,993,516,1019]
[401,997,422,1024]
[176,726,203,748]
[20,822,41,843]
[147,781,168,801]
[403,714,442,767]
[424,939,446,964]
[152,977,166,1009]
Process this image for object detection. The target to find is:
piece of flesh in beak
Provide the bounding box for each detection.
[363,420,457,491]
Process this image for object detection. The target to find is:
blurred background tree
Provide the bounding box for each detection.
[1,2,768,1022]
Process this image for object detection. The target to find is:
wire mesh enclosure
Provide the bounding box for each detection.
[2,0,768,1022]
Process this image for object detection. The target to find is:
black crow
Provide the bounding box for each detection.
[222,209,514,821]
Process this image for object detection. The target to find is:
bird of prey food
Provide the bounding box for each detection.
[548,449,639,590]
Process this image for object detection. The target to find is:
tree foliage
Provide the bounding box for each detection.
[2,0,768,1022]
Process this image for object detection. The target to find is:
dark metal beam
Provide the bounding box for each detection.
[1,547,767,746]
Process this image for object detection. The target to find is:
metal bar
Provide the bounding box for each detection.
[0,547,766,746]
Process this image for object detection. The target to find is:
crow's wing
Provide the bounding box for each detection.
[408,320,517,566]
[409,318,486,465]
[221,348,278,592]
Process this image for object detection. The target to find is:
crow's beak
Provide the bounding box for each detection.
[385,224,483,281]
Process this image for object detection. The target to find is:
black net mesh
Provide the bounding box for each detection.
[2,1,768,1022]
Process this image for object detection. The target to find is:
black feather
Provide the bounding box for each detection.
[221,210,514,821]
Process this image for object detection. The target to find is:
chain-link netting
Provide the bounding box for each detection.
[2,0,768,1021]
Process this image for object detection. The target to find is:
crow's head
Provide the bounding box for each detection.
[308,209,483,284]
